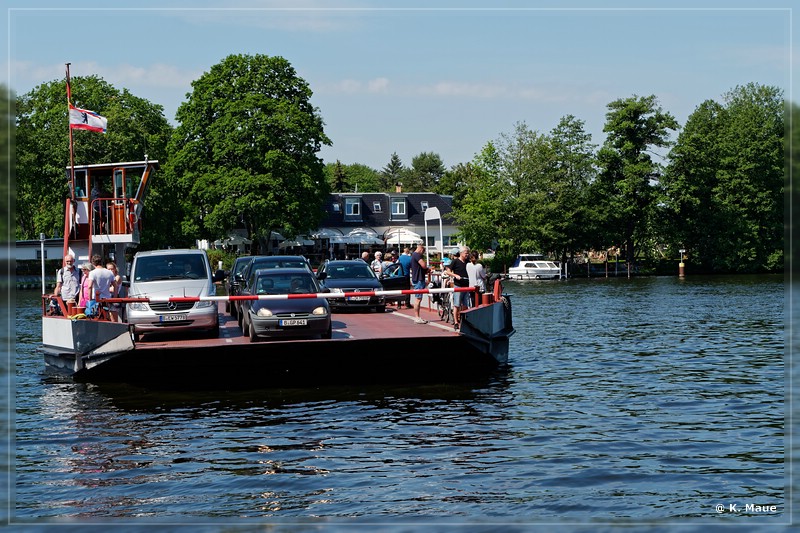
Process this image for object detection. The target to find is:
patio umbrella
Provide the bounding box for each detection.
[384,228,422,245]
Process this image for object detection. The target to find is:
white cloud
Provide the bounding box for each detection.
[11,60,200,93]
[366,77,389,93]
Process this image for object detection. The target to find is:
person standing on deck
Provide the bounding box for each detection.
[88,254,115,307]
[466,250,487,296]
[410,243,429,324]
[446,246,471,330]
[54,254,81,304]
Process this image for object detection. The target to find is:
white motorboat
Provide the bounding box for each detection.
[507,253,561,280]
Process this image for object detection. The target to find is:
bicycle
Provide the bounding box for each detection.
[437,289,454,324]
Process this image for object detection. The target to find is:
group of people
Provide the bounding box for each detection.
[360,243,489,330]
[361,247,414,277]
[53,253,124,321]
[443,246,487,330]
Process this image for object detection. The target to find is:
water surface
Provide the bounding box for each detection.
[10,275,787,529]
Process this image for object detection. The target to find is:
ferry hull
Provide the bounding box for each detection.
[43,299,513,389]
[42,316,134,373]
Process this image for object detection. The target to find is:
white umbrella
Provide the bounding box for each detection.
[384,228,422,245]
[278,238,314,249]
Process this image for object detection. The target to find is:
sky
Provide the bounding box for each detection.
[3,1,796,171]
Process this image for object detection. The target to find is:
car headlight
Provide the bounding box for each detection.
[196,300,215,308]
[128,302,149,311]
[312,306,328,316]
[256,308,273,317]
[330,288,343,293]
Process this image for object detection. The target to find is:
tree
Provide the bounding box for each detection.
[663,83,784,272]
[451,142,505,252]
[593,95,678,264]
[166,54,331,253]
[496,121,555,255]
[0,85,10,244]
[15,75,173,242]
[330,160,347,192]
[546,115,597,262]
[380,152,405,191]
[323,161,381,192]
[407,151,446,192]
[661,99,724,270]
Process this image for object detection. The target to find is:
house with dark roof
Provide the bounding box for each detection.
[313,189,460,258]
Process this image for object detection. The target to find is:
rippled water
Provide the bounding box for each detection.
[8,275,788,529]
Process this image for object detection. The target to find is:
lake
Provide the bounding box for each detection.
[5,275,789,529]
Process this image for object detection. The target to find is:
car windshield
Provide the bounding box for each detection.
[252,259,308,270]
[256,273,316,295]
[326,263,374,279]
[233,259,251,275]
[134,255,206,281]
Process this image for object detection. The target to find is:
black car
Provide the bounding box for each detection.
[235,255,313,321]
[379,262,411,306]
[316,259,385,313]
[224,256,254,317]
[239,268,332,342]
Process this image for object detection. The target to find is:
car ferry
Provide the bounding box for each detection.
[40,159,515,387]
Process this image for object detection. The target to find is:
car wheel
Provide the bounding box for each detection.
[375,304,386,313]
[238,310,244,329]
[230,303,238,319]
[322,323,332,339]
[208,321,219,339]
[225,301,230,313]
[248,319,259,342]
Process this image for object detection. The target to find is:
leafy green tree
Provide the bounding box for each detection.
[661,99,724,270]
[15,75,172,242]
[407,151,445,192]
[546,115,597,262]
[0,85,11,244]
[451,142,505,252]
[664,83,784,272]
[790,103,800,274]
[593,95,678,264]
[323,161,381,192]
[436,162,471,204]
[167,54,331,253]
[497,121,556,255]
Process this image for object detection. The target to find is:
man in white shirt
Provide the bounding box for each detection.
[88,254,116,300]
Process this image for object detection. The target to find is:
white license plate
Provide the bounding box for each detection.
[279,319,307,326]
[347,296,369,301]
[160,314,187,322]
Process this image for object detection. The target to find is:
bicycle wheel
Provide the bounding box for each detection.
[438,293,448,321]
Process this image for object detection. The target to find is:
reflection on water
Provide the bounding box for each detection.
[12,276,787,525]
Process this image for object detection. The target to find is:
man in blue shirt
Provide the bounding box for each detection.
[398,246,412,277]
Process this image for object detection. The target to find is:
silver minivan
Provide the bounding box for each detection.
[126,249,220,340]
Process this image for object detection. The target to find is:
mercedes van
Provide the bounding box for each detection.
[126,249,220,340]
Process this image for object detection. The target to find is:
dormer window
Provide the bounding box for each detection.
[420,201,428,212]
[373,202,382,213]
[391,197,407,220]
[344,197,362,221]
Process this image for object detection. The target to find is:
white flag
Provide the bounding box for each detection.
[69,105,107,133]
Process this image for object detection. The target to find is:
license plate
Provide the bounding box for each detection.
[160,314,187,322]
[279,319,307,326]
[347,296,369,301]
